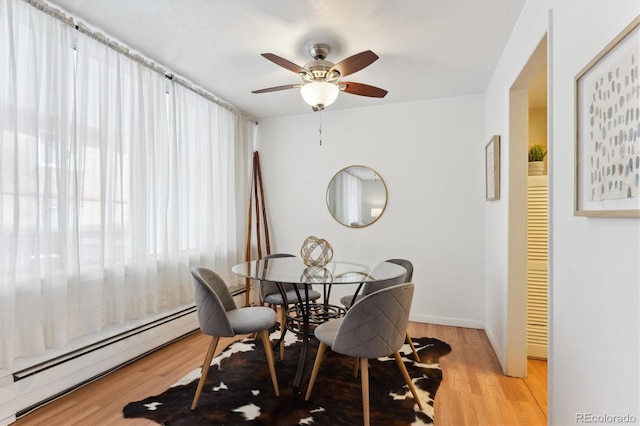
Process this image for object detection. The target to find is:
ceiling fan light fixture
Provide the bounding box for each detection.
[300,81,339,110]
[253,46,387,110]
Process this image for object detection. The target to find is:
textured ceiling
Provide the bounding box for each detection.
[46,0,527,120]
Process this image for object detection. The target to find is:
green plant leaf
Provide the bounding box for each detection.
[528,144,547,162]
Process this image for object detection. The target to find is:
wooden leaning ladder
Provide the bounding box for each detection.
[245,151,271,306]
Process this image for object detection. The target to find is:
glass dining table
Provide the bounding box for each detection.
[232,256,407,396]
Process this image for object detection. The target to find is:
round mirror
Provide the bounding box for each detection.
[326,165,388,228]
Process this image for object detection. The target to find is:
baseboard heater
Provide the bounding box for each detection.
[14,306,197,383]
[13,306,198,419]
[5,286,246,423]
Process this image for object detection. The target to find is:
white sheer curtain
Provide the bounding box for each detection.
[0,0,252,369]
[333,171,362,226]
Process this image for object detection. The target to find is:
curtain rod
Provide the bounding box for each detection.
[23,0,258,125]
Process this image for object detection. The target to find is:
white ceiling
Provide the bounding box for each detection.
[46,0,527,120]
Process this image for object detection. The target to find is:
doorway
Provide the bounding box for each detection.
[526,68,548,360]
[506,35,548,377]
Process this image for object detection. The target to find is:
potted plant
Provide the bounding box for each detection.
[528,144,547,175]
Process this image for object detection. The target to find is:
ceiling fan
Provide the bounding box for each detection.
[252,43,388,111]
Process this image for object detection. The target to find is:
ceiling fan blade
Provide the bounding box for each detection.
[329,50,379,77]
[340,82,388,98]
[261,53,309,75]
[252,84,301,94]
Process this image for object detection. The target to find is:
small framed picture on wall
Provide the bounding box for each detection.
[485,135,500,201]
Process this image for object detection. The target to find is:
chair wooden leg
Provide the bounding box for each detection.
[406,332,420,361]
[191,336,219,410]
[304,342,327,401]
[279,306,286,360]
[359,358,370,426]
[393,351,424,410]
[260,329,280,396]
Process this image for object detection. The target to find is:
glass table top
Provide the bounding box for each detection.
[232,257,406,285]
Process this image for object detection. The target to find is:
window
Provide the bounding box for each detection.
[0,0,252,369]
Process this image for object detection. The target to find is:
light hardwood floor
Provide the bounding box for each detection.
[12,322,547,425]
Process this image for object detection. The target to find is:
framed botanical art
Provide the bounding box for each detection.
[575,16,640,217]
[485,135,500,201]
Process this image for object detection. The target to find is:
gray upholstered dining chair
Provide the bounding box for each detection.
[305,282,423,426]
[259,253,322,359]
[190,267,279,410]
[339,258,419,360]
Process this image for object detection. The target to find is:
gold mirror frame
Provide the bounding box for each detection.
[326,165,388,228]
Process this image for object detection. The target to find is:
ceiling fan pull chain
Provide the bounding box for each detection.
[319,111,323,146]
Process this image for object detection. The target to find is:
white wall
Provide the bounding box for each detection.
[256,97,486,328]
[257,2,640,423]
[485,1,640,424]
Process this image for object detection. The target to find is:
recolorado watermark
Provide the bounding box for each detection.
[576,413,638,424]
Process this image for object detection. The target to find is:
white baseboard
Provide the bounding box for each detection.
[484,326,507,374]
[409,313,484,330]
[1,308,199,425]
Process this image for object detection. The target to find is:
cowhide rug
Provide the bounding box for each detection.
[123,329,451,425]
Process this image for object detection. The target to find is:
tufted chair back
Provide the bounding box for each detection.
[258,253,298,299]
[333,282,414,359]
[362,258,414,296]
[191,267,237,337]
